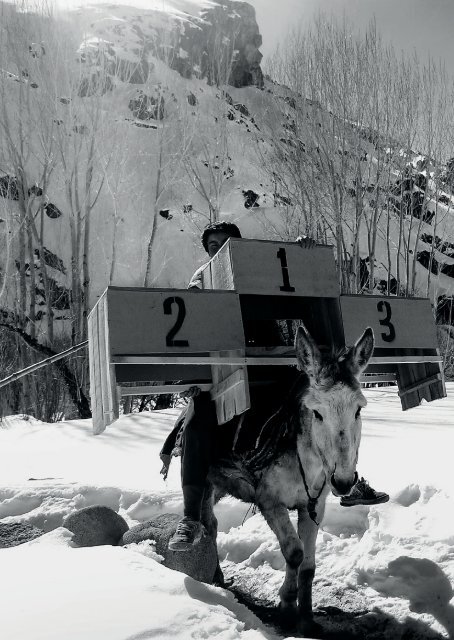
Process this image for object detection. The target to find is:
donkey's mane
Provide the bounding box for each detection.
[244,371,308,472]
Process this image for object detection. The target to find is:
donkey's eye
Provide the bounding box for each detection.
[313,410,323,421]
[355,407,362,419]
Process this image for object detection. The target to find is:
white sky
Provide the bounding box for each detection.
[250,0,454,63]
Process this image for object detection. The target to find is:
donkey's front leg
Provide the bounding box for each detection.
[296,505,325,637]
[260,503,304,616]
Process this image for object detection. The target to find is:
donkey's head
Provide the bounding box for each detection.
[295,325,374,496]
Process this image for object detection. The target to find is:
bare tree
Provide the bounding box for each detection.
[261,15,454,297]
[0,1,112,417]
[181,21,241,224]
[0,1,60,412]
[142,80,190,287]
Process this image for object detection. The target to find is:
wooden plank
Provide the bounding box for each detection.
[201,243,234,291]
[433,349,448,401]
[94,302,108,434]
[211,350,250,425]
[87,305,96,417]
[88,300,104,435]
[396,352,419,410]
[210,369,248,400]
[398,373,442,397]
[107,288,245,356]
[88,293,119,434]
[396,344,447,409]
[119,384,213,396]
[112,354,443,365]
[202,238,339,297]
[341,295,438,350]
[360,374,397,383]
[98,295,113,432]
[114,363,212,383]
[103,298,119,424]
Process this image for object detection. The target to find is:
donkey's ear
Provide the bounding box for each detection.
[295,324,322,377]
[346,327,374,377]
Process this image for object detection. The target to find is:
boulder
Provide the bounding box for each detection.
[0,522,44,548]
[234,103,250,117]
[121,513,218,584]
[187,92,198,106]
[44,202,63,219]
[242,189,260,209]
[128,91,165,121]
[63,505,129,547]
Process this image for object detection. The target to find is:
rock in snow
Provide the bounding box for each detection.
[63,505,129,547]
[0,522,44,548]
[121,513,218,584]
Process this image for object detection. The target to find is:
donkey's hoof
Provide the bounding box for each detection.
[212,562,235,588]
[213,573,234,588]
[278,602,298,630]
[297,618,323,638]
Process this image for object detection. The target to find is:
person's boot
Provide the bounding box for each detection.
[168,484,204,551]
[168,516,203,550]
[340,477,389,507]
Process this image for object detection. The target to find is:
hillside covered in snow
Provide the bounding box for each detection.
[1,1,454,310]
[1,0,454,418]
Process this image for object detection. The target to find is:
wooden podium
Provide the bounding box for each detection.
[88,238,446,434]
[340,295,444,409]
[88,287,247,433]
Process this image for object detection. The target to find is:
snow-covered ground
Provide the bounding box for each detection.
[0,384,453,639]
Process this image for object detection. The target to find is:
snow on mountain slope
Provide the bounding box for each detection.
[1,0,454,339]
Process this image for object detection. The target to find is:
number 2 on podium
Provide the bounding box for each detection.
[163,297,189,347]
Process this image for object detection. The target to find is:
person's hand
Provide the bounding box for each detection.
[296,235,317,249]
[179,386,201,399]
[159,453,171,480]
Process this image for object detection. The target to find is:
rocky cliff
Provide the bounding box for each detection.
[76,0,263,96]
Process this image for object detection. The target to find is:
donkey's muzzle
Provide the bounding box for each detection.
[330,471,359,497]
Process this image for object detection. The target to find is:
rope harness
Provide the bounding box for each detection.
[296,451,327,526]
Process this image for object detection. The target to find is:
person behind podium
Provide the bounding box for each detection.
[163,221,389,552]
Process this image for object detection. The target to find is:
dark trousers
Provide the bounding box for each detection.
[181,392,218,520]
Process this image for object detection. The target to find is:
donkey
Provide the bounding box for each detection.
[202,324,375,635]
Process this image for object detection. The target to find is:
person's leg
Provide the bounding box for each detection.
[169,392,217,550]
[181,393,216,516]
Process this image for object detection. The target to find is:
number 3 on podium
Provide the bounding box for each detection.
[377,300,396,343]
